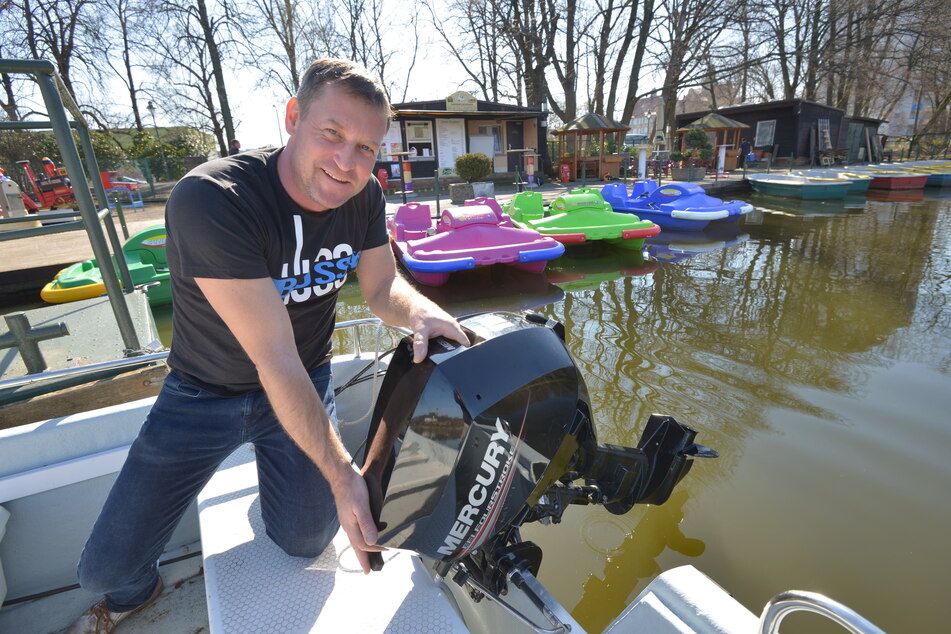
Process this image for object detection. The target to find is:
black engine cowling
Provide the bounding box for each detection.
[361,312,715,568]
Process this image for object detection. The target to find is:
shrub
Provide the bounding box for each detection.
[682,128,713,164]
[454,152,492,182]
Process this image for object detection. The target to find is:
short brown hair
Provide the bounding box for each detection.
[297,59,392,122]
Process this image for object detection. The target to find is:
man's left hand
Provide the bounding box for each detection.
[409,310,468,363]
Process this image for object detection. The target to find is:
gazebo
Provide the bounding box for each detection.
[676,113,749,168]
[553,113,629,181]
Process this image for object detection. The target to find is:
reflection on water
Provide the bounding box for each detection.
[529,189,951,633]
[645,223,749,263]
[866,188,926,203]
[545,242,657,291]
[149,189,950,633]
[569,490,705,633]
[748,191,868,217]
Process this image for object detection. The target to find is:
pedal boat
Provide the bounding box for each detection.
[40,224,171,307]
[602,180,753,231]
[386,198,565,287]
[503,188,660,249]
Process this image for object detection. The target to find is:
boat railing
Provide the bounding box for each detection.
[0,317,408,392]
[759,590,886,634]
[0,58,143,352]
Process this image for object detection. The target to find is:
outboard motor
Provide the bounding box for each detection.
[361,311,716,598]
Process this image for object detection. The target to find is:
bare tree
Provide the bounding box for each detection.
[0,43,27,120]
[649,0,730,142]
[148,0,239,153]
[333,0,420,102]
[241,0,339,95]
[613,0,658,124]
[576,0,658,123]
[424,0,520,103]
[1,0,100,108]
[506,0,557,112]
[544,0,580,120]
[143,0,236,154]
[88,0,149,131]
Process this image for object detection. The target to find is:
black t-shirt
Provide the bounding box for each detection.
[165,148,388,394]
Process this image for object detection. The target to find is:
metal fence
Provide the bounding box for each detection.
[2,155,208,201]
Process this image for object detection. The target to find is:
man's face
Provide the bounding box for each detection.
[278,83,388,212]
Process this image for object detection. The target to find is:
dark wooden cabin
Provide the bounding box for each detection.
[675,99,885,165]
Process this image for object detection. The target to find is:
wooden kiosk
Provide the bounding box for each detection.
[675,113,749,169]
[552,113,629,181]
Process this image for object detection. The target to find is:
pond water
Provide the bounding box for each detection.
[159,187,951,632]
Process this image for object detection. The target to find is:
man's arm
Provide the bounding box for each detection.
[194,276,382,573]
[356,243,468,362]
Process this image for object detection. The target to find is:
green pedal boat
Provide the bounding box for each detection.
[41,224,171,307]
[504,187,660,249]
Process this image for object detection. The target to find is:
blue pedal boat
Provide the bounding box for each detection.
[601,180,753,232]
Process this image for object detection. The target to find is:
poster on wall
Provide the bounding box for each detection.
[378,125,404,161]
[435,118,466,174]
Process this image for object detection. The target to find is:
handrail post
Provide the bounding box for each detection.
[100,208,134,292]
[111,191,130,239]
[28,61,140,351]
[759,590,886,634]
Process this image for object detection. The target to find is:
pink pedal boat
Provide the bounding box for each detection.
[387,197,566,286]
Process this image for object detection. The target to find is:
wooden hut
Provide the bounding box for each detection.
[552,113,629,181]
[676,113,749,169]
[675,100,886,166]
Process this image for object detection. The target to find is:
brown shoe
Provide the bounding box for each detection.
[64,577,164,633]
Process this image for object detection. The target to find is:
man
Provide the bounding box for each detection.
[228,138,241,155]
[67,58,467,633]
[738,137,752,169]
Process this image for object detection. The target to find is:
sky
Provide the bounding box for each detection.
[227,48,472,152]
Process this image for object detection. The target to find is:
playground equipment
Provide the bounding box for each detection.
[16,157,77,210]
[0,168,30,219]
[100,170,145,211]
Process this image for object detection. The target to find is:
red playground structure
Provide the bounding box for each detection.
[17,157,78,211]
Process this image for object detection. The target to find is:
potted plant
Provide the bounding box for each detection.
[671,129,712,181]
[450,152,493,203]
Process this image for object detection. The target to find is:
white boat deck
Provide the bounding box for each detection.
[197,443,469,633]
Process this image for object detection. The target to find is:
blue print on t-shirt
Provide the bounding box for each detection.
[273,248,362,302]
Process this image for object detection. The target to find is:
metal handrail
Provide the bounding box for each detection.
[0,318,407,392]
[0,58,140,350]
[759,590,886,634]
[0,349,169,391]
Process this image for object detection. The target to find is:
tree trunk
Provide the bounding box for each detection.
[196,0,235,156]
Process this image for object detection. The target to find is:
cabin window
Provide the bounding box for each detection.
[478,125,502,154]
[754,120,775,148]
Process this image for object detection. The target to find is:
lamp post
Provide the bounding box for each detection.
[274,104,284,146]
[146,100,170,182]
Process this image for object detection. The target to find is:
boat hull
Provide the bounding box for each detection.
[867,174,929,190]
[925,173,951,187]
[748,179,848,200]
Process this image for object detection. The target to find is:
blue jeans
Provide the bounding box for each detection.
[77,365,339,612]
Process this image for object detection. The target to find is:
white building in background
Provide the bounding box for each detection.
[878,91,936,137]
[627,95,666,146]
